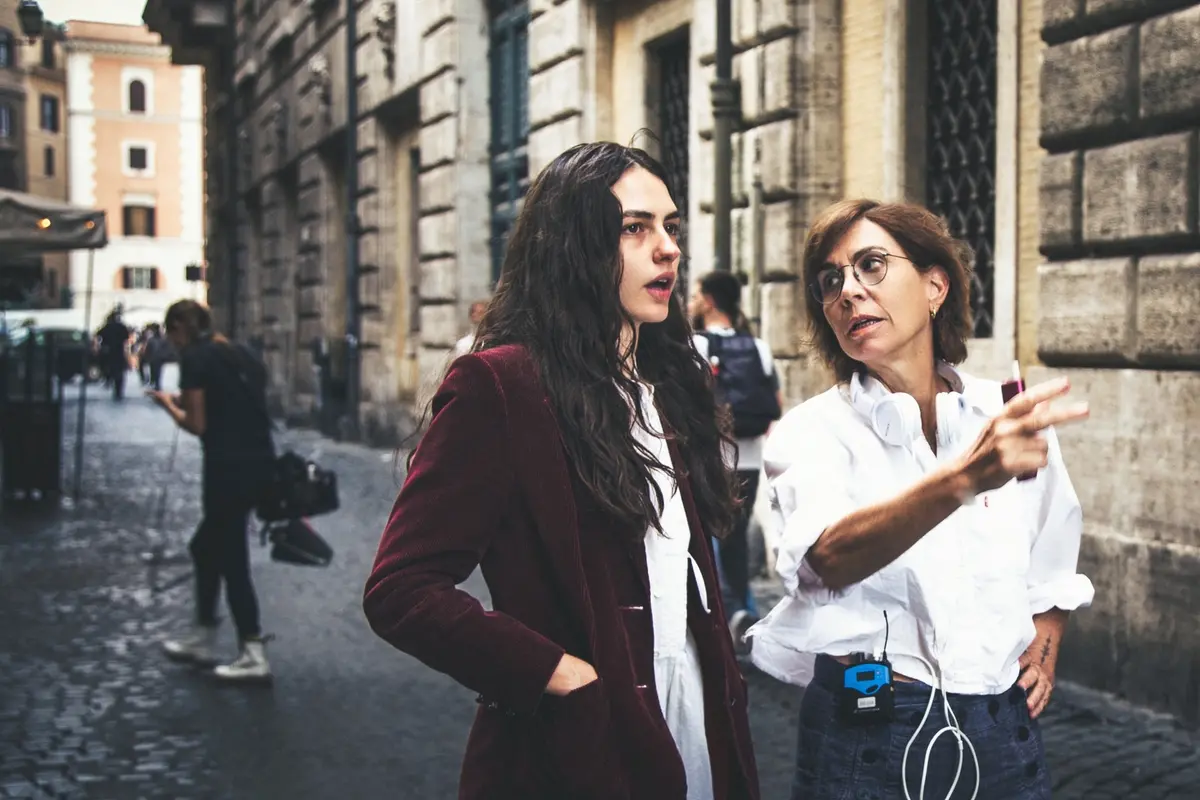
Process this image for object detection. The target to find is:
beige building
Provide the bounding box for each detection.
[148,0,1200,724]
[0,4,68,310]
[21,25,69,306]
[64,20,206,328]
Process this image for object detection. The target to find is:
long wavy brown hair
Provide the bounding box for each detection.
[469,142,738,540]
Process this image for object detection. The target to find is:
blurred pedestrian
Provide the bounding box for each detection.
[148,300,276,683]
[95,309,130,400]
[688,271,781,654]
[364,142,759,799]
[747,200,1093,799]
[452,300,488,358]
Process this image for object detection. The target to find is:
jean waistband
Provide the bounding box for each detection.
[810,654,1023,708]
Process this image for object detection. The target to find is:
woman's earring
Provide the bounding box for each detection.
[930,307,937,319]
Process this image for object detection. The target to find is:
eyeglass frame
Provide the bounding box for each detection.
[809,248,918,305]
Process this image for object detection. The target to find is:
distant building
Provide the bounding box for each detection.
[63,21,205,328]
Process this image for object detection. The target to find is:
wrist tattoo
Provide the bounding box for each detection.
[1040,637,1052,664]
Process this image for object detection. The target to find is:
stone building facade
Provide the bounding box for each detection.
[146,0,1198,723]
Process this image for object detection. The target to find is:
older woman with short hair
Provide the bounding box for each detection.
[748,199,1093,800]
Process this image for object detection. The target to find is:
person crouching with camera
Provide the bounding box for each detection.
[148,300,276,683]
[746,200,1093,799]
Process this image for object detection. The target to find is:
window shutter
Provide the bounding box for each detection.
[122,206,133,235]
[150,268,160,290]
[121,267,132,289]
[147,207,156,237]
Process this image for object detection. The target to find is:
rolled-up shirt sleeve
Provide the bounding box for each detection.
[1026,427,1095,614]
[764,411,856,600]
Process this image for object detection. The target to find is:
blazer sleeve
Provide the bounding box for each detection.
[363,354,566,715]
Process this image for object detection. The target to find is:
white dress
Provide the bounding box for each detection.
[631,382,714,800]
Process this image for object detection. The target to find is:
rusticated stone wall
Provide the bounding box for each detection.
[1037,0,1200,727]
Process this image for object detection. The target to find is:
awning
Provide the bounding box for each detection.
[0,189,108,254]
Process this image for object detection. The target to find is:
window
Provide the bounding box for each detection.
[123,142,155,176]
[43,146,54,177]
[122,205,157,237]
[652,35,691,296]
[128,80,147,114]
[925,0,998,338]
[39,95,59,133]
[488,0,530,283]
[0,30,12,69]
[0,103,11,139]
[40,39,54,69]
[128,147,148,171]
[121,267,159,290]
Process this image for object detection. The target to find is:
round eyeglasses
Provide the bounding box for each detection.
[809,249,915,305]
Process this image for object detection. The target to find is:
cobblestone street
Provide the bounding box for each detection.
[1,378,1199,799]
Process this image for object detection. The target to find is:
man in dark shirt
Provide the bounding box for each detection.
[148,300,275,683]
[95,310,130,400]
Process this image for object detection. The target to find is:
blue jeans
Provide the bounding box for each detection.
[792,655,1052,800]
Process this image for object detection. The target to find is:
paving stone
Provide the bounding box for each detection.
[1,382,1198,799]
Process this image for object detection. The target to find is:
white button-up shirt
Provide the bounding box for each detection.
[747,365,1095,695]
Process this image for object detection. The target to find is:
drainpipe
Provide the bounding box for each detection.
[225,0,239,337]
[342,0,361,440]
[711,0,738,273]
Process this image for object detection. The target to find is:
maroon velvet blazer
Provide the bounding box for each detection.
[363,344,760,800]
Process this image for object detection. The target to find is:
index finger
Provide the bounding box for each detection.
[1004,377,1070,417]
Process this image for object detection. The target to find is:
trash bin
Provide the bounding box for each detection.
[0,329,63,499]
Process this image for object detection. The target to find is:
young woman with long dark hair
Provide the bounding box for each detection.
[363,142,760,799]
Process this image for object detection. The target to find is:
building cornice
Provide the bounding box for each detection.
[64,40,171,60]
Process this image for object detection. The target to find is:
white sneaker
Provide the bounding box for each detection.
[213,639,272,684]
[162,625,222,666]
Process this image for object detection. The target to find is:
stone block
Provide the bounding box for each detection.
[419,210,457,259]
[417,0,455,35]
[358,151,380,194]
[759,279,805,357]
[1037,258,1134,362]
[529,55,584,128]
[760,0,799,34]
[1039,152,1080,249]
[298,283,324,318]
[420,115,458,168]
[417,345,455,407]
[529,0,583,73]
[761,37,796,117]
[1082,132,1193,243]
[419,163,456,214]
[1140,5,1200,122]
[1042,0,1081,29]
[775,356,835,407]
[530,0,552,17]
[420,256,458,301]
[359,268,381,311]
[762,200,801,275]
[528,115,584,177]
[733,0,757,49]
[358,230,381,272]
[733,47,762,122]
[695,63,715,135]
[420,303,460,348]
[750,118,798,197]
[421,69,458,123]
[1024,365,1200,554]
[357,117,379,154]
[1136,253,1200,365]
[421,18,457,81]
[1040,26,1135,142]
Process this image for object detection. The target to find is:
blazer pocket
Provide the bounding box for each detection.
[538,678,625,799]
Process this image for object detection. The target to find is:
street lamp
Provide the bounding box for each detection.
[16,1,44,39]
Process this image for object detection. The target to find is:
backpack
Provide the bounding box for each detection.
[704,332,781,438]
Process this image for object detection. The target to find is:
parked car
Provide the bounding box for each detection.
[6,326,100,384]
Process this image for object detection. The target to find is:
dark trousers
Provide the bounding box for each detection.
[792,655,1052,799]
[717,469,760,620]
[192,473,261,640]
[149,361,163,391]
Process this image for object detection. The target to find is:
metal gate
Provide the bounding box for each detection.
[926,0,997,338]
[656,36,690,298]
[488,0,530,284]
